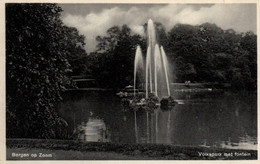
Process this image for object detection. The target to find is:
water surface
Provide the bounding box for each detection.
[58,89,257,150]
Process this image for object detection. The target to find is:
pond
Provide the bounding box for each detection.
[58,89,257,150]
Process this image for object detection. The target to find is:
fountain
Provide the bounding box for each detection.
[134,46,144,96]
[134,19,171,99]
[120,19,176,144]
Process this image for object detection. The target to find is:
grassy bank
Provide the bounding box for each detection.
[7,148,151,160]
[6,139,257,160]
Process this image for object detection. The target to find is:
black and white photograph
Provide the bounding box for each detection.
[3,1,258,161]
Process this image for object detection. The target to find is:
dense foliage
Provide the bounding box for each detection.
[166,23,257,90]
[6,4,86,138]
[86,23,256,91]
[85,25,146,89]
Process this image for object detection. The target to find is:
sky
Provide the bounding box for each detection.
[59,4,256,53]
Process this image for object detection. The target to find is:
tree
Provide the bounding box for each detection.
[167,22,257,90]
[240,32,257,90]
[61,26,87,76]
[96,26,121,54]
[167,24,203,82]
[6,4,84,138]
[87,22,256,91]
[91,25,145,89]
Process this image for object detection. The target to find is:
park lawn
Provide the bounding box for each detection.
[6,139,257,160]
[7,147,158,160]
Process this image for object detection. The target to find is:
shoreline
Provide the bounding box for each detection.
[6,139,257,160]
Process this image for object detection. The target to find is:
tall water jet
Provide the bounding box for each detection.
[160,46,171,96]
[147,19,156,94]
[134,45,143,96]
[154,44,161,97]
[149,58,152,93]
[143,19,171,98]
[147,19,156,50]
[146,46,151,98]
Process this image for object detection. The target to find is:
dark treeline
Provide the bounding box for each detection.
[6,3,256,139]
[167,23,256,90]
[85,25,146,89]
[80,22,256,91]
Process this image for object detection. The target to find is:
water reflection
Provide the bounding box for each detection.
[73,118,110,142]
[134,107,257,150]
[220,135,257,150]
[58,90,257,150]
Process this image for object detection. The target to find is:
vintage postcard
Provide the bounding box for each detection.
[1,0,259,163]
